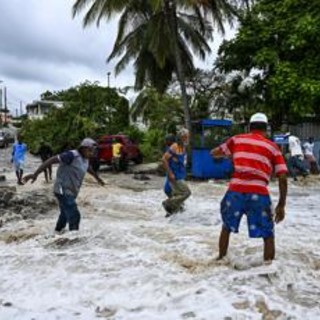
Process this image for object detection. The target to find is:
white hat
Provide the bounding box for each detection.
[80,138,97,148]
[249,112,268,124]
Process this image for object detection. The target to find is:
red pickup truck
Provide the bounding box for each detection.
[96,134,143,167]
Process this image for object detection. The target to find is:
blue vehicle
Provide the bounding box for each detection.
[273,134,289,145]
[191,119,233,179]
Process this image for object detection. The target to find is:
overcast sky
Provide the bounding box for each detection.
[0,0,235,115]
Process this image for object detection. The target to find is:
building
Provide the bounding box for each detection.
[0,110,12,124]
[26,100,63,120]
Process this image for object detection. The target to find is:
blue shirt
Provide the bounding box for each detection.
[168,148,186,180]
[12,143,27,163]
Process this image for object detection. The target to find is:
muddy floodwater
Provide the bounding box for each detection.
[1,151,320,319]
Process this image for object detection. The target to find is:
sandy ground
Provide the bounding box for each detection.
[1,150,320,319]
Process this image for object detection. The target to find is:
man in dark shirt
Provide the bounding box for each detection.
[24,138,104,232]
[38,141,54,182]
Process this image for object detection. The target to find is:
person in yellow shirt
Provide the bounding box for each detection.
[112,138,123,172]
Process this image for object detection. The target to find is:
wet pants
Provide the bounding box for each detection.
[288,155,308,179]
[55,194,81,231]
[162,180,191,212]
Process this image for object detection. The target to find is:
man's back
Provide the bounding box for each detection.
[303,141,314,156]
[288,135,303,157]
[219,132,287,194]
[54,150,89,197]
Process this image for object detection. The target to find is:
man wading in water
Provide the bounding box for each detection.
[162,128,191,218]
[23,138,105,232]
[211,113,288,262]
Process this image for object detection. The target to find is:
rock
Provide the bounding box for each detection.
[232,300,250,310]
[133,173,151,181]
[3,302,13,307]
[0,187,56,225]
[0,186,16,209]
[95,306,117,318]
[128,162,162,175]
[182,311,196,318]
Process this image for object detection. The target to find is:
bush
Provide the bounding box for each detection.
[140,129,165,162]
[123,125,145,144]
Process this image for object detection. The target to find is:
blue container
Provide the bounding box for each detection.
[192,149,233,179]
[191,119,233,179]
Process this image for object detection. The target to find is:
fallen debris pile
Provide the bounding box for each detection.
[0,186,56,225]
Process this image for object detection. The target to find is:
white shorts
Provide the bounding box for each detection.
[14,160,24,171]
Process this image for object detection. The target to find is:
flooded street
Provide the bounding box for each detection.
[1,149,320,319]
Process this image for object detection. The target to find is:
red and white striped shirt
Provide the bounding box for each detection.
[218,131,288,195]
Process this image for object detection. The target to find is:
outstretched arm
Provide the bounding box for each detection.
[23,156,60,184]
[210,147,227,159]
[87,166,105,186]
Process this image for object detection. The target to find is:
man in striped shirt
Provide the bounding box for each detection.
[211,113,288,262]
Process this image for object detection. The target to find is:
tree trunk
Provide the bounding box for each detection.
[164,0,192,134]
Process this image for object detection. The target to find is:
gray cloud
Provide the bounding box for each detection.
[0,0,126,112]
[0,0,235,114]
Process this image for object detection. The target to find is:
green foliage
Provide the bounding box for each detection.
[140,128,165,162]
[21,82,129,154]
[131,87,183,132]
[123,125,145,144]
[106,1,213,93]
[217,0,320,128]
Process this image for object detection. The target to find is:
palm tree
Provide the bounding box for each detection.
[72,0,249,131]
[108,2,212,90]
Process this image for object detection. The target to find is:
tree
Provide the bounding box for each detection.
[217,0,320,129]
[107,1,212,94]
[72,0,244,133]
[131,86,183,132]
[21,82,129,153]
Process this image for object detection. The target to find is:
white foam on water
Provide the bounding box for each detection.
[1,172,320,319]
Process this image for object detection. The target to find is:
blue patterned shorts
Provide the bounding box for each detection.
[220,191,274,238]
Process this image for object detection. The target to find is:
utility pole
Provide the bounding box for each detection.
[20,101,23,116]
[0,81,3,125]
[107,72,111,88]
[4,86,7,125]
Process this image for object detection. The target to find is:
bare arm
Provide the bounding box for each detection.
[275,174,288,223]
[87,166,105,186]
[162,149,175,182]
[23,156,60,184]
[210,147,227,159]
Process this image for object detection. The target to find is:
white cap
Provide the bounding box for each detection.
[249,112,268,124]
[80,138,97,148]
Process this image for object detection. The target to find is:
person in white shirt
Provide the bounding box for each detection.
[303,137,319,174]
[286,133,309,180]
